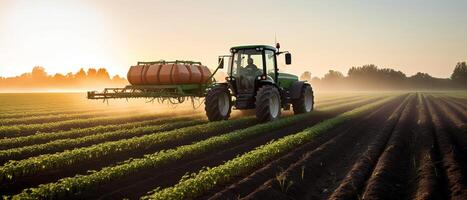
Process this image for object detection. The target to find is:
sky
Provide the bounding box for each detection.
[0,0,466,78]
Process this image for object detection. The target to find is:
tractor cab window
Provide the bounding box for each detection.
[231,49,263,92]
[265,50,276,80]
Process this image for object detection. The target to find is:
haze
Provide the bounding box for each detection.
[1,0,466,79]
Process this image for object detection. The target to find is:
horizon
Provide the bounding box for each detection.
[1,0,466,78]
[0,63,459,80]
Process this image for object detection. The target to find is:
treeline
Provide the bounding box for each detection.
[0,67,127,91]
[302,62,467,90]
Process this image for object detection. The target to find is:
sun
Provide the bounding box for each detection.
[0,1,118,77]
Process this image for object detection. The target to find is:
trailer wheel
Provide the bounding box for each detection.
[255,85,281,122]
[292,84,314,114]
[205,86,232,121]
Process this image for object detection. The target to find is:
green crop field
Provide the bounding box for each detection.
[0,92,466,200]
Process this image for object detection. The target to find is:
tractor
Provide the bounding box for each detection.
[87,43,314,122]
[205,44,314,122]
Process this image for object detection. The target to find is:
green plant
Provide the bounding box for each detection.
[0,117,204,163]
[140,96,397,200]
[9,95,394,199]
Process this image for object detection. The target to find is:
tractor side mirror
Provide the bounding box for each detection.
[218,57,224,69]
[285,53,292,65]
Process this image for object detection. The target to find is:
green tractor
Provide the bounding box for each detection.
[205,44,314,122]
[87,43,314,122]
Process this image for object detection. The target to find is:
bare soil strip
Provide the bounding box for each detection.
[328,94,413,200]
[227,95,409,200]
[76,97,385,199]
[3,93,465,199]
[0,120,256,196]
[405,94,446,200]
[435,96,467,122]
[442,96,467,110]
[425,95,467,199]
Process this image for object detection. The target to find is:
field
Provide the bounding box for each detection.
[0,92,465,199]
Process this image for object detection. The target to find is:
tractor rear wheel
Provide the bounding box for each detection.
[292,84,314,114]
[255,85,281,122]
[205,85,232,121]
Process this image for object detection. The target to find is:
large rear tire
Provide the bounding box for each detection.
[205,86,232,121]
[292,84,314,114]
[255,85,281,122]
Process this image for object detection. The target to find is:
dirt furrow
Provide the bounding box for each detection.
[87,114,335,199]
[230,95,409,200]
[328,94,412,200]
[442,96,467,110]
[424,95,467,199]
[360,95,417,199]
[0,120,255,196]
[435,96,467,122]
[406,94,446,200]
[79,97,385,199]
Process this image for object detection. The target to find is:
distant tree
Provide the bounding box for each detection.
[323,70,344,81]
[410,72,433,81]
[87,68,98,79]
[65,72,74,78]
[451,62,467,85]
[112,75,126,82]
[97,68,111,80]
[31,66,47,79]
[75,68,87,80]
[300,71,312,81]
[53,73,66,80]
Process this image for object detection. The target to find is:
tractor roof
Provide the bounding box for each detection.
[230,45,277,52]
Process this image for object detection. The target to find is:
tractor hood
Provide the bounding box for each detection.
[277,72,299,89]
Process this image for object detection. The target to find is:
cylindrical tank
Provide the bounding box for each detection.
[158,64,172,84]
[197,65,212,83]
[171,64,191,84]
[185,65,202,83]
[128,62,212,85]
[128,65,146,85]
[145,64,162,84]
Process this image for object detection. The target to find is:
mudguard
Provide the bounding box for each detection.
[290,81,308,99]
[256,79,279,91]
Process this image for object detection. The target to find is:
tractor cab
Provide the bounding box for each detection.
[206,44,313,122]
[224,45,292,109]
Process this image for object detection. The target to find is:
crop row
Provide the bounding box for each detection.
[0,102,103,113]
[0,111,120,126]
[0,103,150,119]
[0,94,379,152]
[0,117,206,163]
[0,93,355,117]
[0,115,197,150]
[314,95,369,108]
[0,117,256,184]
[0,95,374,151]
[1,107,186,126]
[0,110,197,138]
[0,99,156,115]
[141,95,399,200]
[7,95,392,199]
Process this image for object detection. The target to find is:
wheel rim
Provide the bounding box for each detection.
[218,92,229,117]
[304,88,313,112]
[269,92,280,118]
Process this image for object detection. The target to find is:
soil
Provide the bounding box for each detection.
[3,93,466,200]
[203,94,467,200]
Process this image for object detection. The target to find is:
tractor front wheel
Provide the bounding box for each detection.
[255,85,281,122]
[292,84,314,114]
[205,86,232,121]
